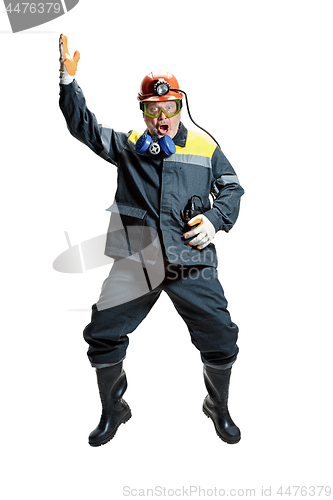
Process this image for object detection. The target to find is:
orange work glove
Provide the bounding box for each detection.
[59,34,80,84]
[183,214,216,250]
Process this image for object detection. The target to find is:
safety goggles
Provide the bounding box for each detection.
[141,100,182,118]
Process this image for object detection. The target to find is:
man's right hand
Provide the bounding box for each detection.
[59,34,80,84]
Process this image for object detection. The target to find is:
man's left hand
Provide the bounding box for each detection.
[183,214,216,250]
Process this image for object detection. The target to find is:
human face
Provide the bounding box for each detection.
[142,100,182,139]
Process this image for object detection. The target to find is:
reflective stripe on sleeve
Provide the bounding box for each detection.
[217,174,240,186]
[100,125,112,152]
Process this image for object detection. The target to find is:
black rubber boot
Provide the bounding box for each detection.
[89,362,131,447]
[202,364,241,444]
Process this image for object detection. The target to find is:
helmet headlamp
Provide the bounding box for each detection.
[154,79,171,96]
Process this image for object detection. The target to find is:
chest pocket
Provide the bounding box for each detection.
[177,162,212,197]
[164,153,212,196]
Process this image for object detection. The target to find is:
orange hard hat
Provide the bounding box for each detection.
[138,71,183,102]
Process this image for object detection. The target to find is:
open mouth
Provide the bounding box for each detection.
[158,124,169,135]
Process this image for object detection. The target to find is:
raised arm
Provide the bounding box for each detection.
[58,34,127,165]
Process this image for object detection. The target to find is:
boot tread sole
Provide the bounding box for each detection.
[89,409,132,447]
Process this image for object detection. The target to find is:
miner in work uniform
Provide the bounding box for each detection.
[59,35,244,446]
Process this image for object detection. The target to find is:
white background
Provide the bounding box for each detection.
[1,0,332,498]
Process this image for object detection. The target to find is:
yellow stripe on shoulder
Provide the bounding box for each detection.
[128,130,142,144]
[176,130,217,158]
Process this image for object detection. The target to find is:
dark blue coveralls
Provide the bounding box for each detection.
[59,80,244,369]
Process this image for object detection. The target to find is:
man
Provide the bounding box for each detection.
[59,34,244,446]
